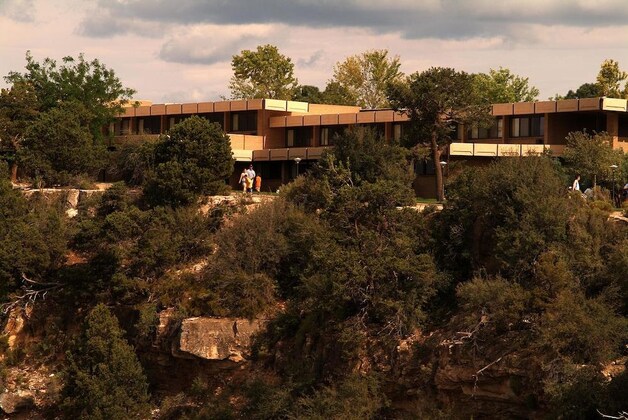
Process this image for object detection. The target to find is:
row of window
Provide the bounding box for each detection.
[114,114,548,142]
[111,111,257,136]
[468,116,544,139]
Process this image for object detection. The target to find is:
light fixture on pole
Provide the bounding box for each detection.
[439,161,447,201]
[294,157,302,177]
[610,164,618,206]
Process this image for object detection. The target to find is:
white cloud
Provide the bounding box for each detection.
[159,24,274,64]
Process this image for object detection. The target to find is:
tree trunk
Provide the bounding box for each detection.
[431,133,444,202]
[593,174,597,190]
[10,162,18,183]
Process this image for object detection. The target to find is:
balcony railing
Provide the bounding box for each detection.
[449,143,565,157]
[252,146,331,161]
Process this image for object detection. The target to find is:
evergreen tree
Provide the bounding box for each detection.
[143,115,233,207]
[62,304,150,419]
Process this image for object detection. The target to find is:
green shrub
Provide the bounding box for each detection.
[590,199,613,212]
[293,374,388,419]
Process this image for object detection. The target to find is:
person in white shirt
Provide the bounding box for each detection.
[572,174,581,192]
[246,164,256,180]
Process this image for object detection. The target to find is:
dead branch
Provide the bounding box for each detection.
[0,273,63,315]
[597,410,628,420]
[441,315,489,349]
[472,356,503,397]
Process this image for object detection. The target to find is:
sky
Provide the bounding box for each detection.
[2,0,628,104]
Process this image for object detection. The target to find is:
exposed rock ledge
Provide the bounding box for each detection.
[176,317,263,363]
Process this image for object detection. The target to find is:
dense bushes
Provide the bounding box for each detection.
[0,170,69,301]
[0,125,626,418]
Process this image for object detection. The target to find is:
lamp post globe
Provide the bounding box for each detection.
[294,157,302,177]
[610,164,618,206]
[439,161,447,200]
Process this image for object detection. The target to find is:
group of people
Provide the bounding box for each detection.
[239,164,262,194]
[572,174,628,205]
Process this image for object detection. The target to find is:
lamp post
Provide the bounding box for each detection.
[439,161,447,201]
[294,157,302,177]
[610,164,618,207]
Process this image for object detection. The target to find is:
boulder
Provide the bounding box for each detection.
[177,317,263,362]
[0,390,35,414]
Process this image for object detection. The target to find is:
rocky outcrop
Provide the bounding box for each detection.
[18,186,105,218]
[0,390,35,414]
[176,317,263,362]
[3,307,31,350]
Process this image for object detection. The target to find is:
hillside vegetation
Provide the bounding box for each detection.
[0,126,626,419]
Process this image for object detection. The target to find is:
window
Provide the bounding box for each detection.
[142,116,161,134]
[618,114,628,138]
[511,116,544,137]
[231,111,257,133]
[358,123,385,138]
[200,113,224,129]
[120,119,130,135]
[320,126,345,146]
[414,159,436,175]
[469,118,503,139]
[286,127,312,147]
[392,123,409,141]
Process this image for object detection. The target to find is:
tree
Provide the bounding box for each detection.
[436,156,571,280]
[562,83,602,99]
[4,51,135,142]
[562,131,621,189]
[229,44,298,100]
[473,67,540,103]
[0,165,68,303]
[19,102,105,185]
[331,126,412,188]
[293,85,324,103]
[596,59,628,98]
[143,116,233,207]
[62,304,150,419]
[2,51,135,183]
[556,59,628,100]
[0,82,38,181]
[321,81,358,106]
[387,67,491,201]
[332,49,403,108]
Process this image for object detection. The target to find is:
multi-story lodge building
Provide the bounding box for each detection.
[112,97,628,196]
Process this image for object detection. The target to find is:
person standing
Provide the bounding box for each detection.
[238,169,247,193]
[246,164,256,182]
[254,174,262,193]
[245,174,253,194]
[572,174,581,192]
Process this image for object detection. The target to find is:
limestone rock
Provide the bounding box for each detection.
[177,317,263,362]
[65,189,80,208]
[0,390,35,414]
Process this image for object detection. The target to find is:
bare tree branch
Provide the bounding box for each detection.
[0,273,63,315]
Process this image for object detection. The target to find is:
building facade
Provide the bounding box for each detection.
[112,97,628,196]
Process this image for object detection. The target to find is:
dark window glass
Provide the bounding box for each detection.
[619,114,628,137]
[143,116,161,134]
[320,125,345,146]
[511,116,543,138]
[200,113,224,130]
[469,118,502,139]
[286,127,312,147]
[231,111,257,133]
